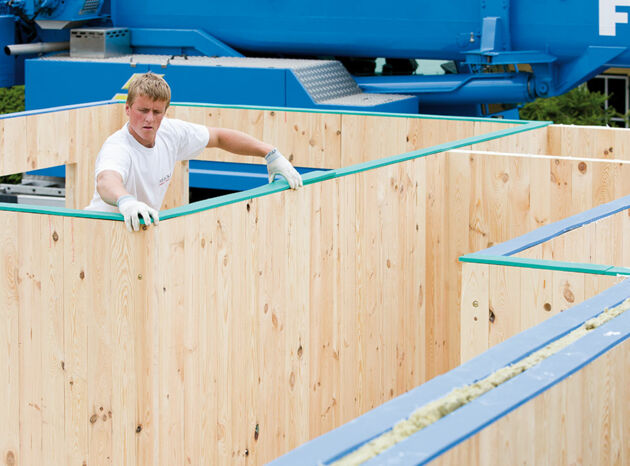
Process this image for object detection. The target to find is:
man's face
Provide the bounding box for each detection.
[125,94,168,148]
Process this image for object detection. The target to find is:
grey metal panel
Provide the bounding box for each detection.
[70,28,131,58]
[16,195,66,208]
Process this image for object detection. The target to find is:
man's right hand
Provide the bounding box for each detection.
[117,195,160,232]
[265,148,303,190]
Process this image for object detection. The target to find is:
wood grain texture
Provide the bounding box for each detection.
[0,212,19,466]
[434,337,630,466]
[17,213,44,466]
[3,106,630,464]
[515,208,629,267]
[134,156,428,464]
[461,263,621,362]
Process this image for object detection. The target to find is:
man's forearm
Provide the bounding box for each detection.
[96,171,130,207]
[211,128,274,157]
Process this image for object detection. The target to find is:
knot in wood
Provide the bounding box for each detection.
[578,162,587,174]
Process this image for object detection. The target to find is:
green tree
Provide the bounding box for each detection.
[0,85,25,115]
[0,85,25,183]
[519,84,624,126]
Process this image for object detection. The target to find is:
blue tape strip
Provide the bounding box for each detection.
[369,296,630,465]
[0,100,119,120]
[479,194,630,257]
[269,279,630,465]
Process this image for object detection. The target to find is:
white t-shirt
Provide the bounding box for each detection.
[85,117,210,212]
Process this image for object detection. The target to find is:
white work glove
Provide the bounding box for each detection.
[117,195,159,232]
[265,148,303,190]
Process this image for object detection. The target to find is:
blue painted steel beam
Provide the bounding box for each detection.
[25,60,151,109]
[129,28,243,57]
[27,161,325,192]
[0,15,16,87]
[189,160,323,191]
[356,72,534,104]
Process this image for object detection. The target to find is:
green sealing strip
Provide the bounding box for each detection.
[0,117,549,221]
[0,201,123,221]
[607,267,630,276]
[160,169,336,220]
[460,253,630,276]
[169,101,544,125]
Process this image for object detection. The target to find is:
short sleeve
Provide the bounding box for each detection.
[169,119,210,161]
[94,142,132,183]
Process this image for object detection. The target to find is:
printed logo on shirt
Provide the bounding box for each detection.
[159,174,171,186]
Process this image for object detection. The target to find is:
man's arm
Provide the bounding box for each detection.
[207,127,303,189]
[206,127,273,156]
[96,170,159,231]
[96,170,131,207]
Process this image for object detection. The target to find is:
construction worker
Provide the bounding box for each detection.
[85,72,302,231]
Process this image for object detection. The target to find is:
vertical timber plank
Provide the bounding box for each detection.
[460,263,489,363]
[64,217,90,466]
[183,214,202,465]
[157,217,187,466]
[308,177,341,437]
[41,215,65,466]
[87,218,114,466]
[18,213,43,466]
[110,222,145,466]
[0,212,19,465]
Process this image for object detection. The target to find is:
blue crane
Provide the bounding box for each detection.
[1,0,629,117]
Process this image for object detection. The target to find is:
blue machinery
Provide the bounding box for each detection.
[2,0,630,115]
[2,0,630,188]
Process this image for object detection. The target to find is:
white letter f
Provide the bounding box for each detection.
[600,0,630,36]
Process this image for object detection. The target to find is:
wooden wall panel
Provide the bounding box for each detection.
[435,337,630,466]
[548,124,630,217]
[134,156,428,464]
[515,208,629,267]
[1,117,28,175]
[62,216,149,466]
[3,106,630,465]
[66,105,125,209]
[0,105,120,177]
[460,263,622,362]
[166,106,520,170]
[0,211,152,466]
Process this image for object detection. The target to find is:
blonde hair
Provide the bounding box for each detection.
[126,73,171,107]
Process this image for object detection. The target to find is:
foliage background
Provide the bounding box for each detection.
[0,85,25,183]
[519,84,625,126]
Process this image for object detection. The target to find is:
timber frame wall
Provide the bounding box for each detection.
[274,196,630,465]
[1,101,630,464]
[459,195,630,362]
[273,279,630,465]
